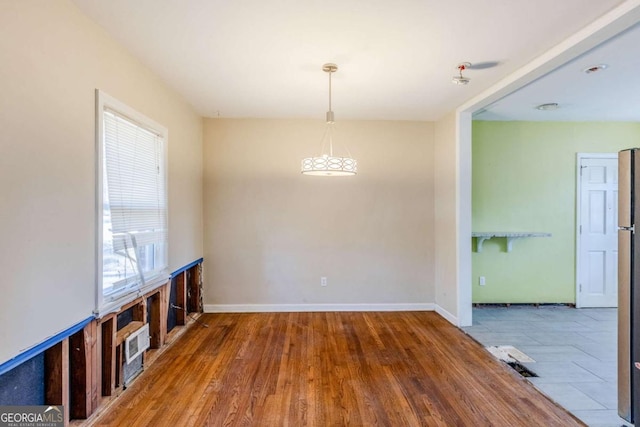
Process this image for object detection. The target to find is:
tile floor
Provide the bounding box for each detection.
[462,305,632,427]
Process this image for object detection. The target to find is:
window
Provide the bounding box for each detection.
[96,90,168,315]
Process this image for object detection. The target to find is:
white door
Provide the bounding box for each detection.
[577,154,618,308]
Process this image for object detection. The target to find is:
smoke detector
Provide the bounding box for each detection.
[452,62,471,85]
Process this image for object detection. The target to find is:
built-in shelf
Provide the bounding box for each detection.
[472,232,551,253]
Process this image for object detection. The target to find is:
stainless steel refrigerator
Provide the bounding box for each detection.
[618,148,640,423]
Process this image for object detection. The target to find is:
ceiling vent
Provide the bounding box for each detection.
[583,64,608,74]
[535,103,560,111]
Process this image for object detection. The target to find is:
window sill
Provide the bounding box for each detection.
[96,273,169,317]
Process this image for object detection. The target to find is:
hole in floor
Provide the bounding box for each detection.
[506,361,538,377]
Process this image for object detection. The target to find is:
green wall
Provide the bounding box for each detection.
[472,121,640,304]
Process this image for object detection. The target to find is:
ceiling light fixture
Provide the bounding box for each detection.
[583,64,608,74]
[452,62,471,85]
[535,103,560,111]
[301,63,357,176]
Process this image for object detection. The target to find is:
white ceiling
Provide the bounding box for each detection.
[475,21,640,121]
[71,0,626,121]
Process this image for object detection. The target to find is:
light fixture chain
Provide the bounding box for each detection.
[320,123,331,158]
[328,65,333,157]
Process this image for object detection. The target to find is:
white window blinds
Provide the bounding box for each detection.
[98,92,168,314]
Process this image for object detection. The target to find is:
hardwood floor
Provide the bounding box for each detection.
[90,312,584,426]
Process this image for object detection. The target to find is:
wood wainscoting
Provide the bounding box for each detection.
[89,311,584,426]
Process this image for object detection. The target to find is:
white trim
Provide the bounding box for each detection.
[95,91,103,313]
[435,304,459,326]
[97,90,167,135]
[454,1,640,330]
[457,112,473,327]
[575,152,618,308]
[95,89,169,315]
[204,303,435,313]
[457,1,640,116]
[95,276,170,318]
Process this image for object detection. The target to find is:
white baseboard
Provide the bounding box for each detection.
[435,304,458,326]
[204,303,435,313]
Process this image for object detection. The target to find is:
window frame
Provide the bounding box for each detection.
[95,90,169,316]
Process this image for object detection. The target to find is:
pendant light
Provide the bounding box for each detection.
[301,63,357,176]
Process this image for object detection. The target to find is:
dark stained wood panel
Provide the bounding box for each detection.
[45,338,70,425]
[69,326,92,420]
[90,312,584,426]
[99,317,116,397]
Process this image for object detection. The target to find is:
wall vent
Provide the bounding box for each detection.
[125,323,150,364]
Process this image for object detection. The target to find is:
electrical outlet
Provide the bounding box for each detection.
[479,276,486,286]
[321,277,327,287]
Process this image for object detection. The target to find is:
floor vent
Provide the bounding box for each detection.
[506,361,538,377]
[486,345,538,377]
[125,323,150,364]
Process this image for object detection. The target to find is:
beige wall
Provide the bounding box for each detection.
[434,112,460,322]
[0,1,203,364]
[203,118,434,308]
